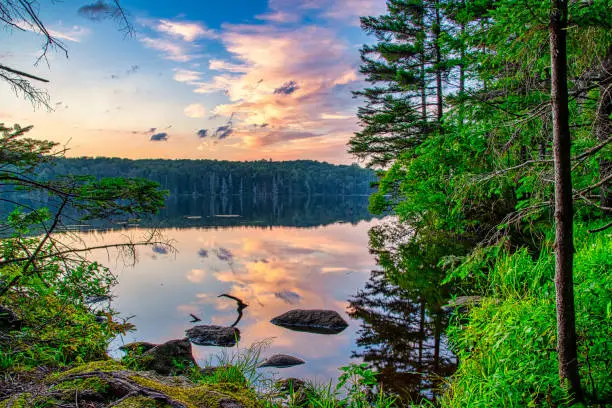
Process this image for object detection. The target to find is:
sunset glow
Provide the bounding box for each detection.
[0,0,386,163]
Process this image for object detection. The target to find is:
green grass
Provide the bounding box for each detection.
[440,222,612,407]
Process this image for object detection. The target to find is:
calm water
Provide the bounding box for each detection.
[55,195,454,403]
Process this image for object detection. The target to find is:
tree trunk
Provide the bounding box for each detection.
[549,0,582,399]
[434,0,443,123]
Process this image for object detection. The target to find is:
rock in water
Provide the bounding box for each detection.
[270,309,348,334]
[186,325,240,347]
[136,338,197,375]
[258,354,305,368]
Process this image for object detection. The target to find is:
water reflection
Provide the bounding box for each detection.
[348,222,457,405]
[83,217,384,383]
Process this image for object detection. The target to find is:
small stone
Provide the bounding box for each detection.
[186,325,240,347]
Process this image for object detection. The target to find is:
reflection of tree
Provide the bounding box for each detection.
[348,223,458,405]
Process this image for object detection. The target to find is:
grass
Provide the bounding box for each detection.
[439,222,612,407]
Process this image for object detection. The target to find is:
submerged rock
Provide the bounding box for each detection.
[186,325,240,347]
[135,338,197,375]
[258,354,305,368]
[270,309,348,334]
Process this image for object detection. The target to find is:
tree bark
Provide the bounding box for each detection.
[434,0,443,123]
[549,0,582,400]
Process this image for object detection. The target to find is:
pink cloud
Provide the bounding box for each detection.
[185,24,361,149]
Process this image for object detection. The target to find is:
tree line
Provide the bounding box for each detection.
[37,158,376,197]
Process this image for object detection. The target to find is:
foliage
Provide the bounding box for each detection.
[29,157,376,198]
[442,223,612,407]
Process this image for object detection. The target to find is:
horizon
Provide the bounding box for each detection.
[0,0,386,165]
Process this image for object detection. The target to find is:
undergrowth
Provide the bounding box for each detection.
[440,222,611,407]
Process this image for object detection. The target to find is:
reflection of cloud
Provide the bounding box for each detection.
[214,247,234,262]
[274,290,302,305]
[187,269,207,283]
[198,248,209,257]
[152,244,168,254]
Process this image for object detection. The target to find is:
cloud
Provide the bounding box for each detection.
[187,24,361,148]
[154,19,218,42]
[209,59,249,73]
[255,11,299,23]
[173,69,202,83]
[126,65,139,75]
[77,1,113,21]
[184,103,207,118]
[48,26,91,42]
[150,132,169,141]
[139,37,194,62]
[198,248,209,257]
[197,129,208,139]
[273,80,299,95]
[321,113,353,120]
[214,126,233,140]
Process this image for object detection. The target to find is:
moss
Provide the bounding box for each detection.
[113,396,171,408]
[0,393,32,408]
[130,374,261,408]
[51,377,109,393]
[46,360,125,382]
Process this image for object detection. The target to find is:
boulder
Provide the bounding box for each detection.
[0,305,22,331]
[270,309,348,334]
[258,354,305,368]
[186,325,240,347]
[135,338,196,375]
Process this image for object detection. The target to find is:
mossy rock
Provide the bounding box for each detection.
[131,374,260,408]
[46,360,125,382]
[6,361,261,408]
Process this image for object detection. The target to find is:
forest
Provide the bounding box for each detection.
[351,0,611,406]
[39,158,376,197]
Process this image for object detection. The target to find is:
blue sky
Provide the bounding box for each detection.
[0,0,386,163]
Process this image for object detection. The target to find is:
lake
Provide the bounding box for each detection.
[59,195,455,403]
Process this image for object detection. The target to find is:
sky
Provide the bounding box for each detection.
[0,0,387,164]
